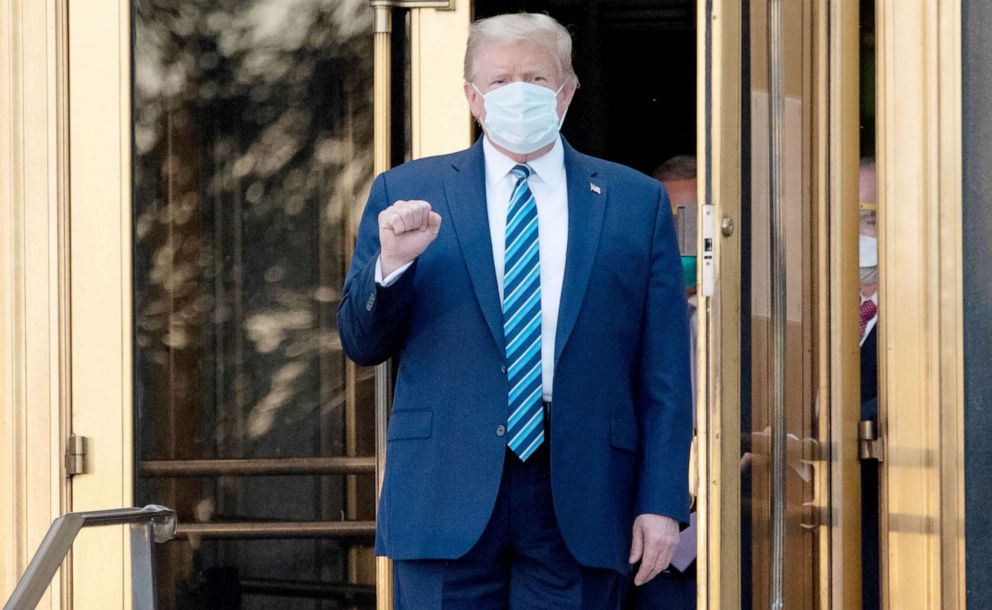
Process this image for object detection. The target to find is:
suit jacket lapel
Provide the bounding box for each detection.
[442,139,506,352]
[554,140,607,365]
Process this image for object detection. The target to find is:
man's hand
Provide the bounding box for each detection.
[629,513,680,586]
[379,200,442,276]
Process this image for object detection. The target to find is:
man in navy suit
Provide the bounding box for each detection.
[337,12,692,609]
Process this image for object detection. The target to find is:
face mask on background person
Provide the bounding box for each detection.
[474,81,567,154]
[860,234,877,268]
[859,234,878,286]
[860,266,878,286]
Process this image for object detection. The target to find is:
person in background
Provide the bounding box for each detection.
[859,157,880,610]
[858,158,879,418]
[653,155,698,406]
[628,155,700,610]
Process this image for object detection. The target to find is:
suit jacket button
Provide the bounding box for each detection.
[500,365,507,374]
[496,425,506,437]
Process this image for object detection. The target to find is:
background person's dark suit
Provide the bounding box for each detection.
[861,316,880,610]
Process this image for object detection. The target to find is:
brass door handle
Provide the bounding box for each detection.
[800,438,828,530]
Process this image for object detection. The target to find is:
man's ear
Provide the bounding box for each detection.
[558,81,578,117]
[563,84,577,104]
[464,82,484,122]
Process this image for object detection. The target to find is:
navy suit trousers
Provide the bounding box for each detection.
[393,444,627,610]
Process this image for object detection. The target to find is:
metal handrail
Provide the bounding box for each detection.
[174,520,375,538]
[3,505,176,610]
[139,456,376,477]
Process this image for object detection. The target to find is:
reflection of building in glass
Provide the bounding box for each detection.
[133,1,377,606]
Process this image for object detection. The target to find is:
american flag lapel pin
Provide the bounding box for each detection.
[590,183,602,195]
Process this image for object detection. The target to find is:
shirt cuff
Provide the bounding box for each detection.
[375,257,413,287]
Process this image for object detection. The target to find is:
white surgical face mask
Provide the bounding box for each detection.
[473,81,567,154]
[859,234,877,268]
[860,265,878,286]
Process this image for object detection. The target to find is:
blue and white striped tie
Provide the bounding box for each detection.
[503,164,544,461]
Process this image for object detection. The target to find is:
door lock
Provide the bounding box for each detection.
[701,204,715,296]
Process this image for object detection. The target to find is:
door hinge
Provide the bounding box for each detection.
[858,420,884,462]
[65,434,88,476]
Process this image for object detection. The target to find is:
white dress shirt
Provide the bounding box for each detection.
[376,135,568,401]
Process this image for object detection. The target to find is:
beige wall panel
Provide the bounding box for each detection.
[411,5,473,159]
[878,1,936,603]
[877,0,963,608]
[68,0,133,607]
[935,1,966,605]
[0,0,12,591]
[0,0,69,607]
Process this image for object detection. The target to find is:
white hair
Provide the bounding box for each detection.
[464,13,579,86]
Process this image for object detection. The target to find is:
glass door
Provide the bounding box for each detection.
[697,1,863,608]
[131,1,381,607]
[742,1,820,606]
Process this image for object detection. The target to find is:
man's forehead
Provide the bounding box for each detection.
[474,40,559,71]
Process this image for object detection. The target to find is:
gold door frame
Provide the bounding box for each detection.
[816,2,862,608]
[694,2,743,608]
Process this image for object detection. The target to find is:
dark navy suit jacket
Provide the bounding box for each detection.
[861,324,879,421]
[337,137,692,574]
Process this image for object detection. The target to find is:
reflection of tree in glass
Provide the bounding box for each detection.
[133,0,374,460]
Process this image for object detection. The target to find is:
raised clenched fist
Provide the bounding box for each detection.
[378,200,442,276]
